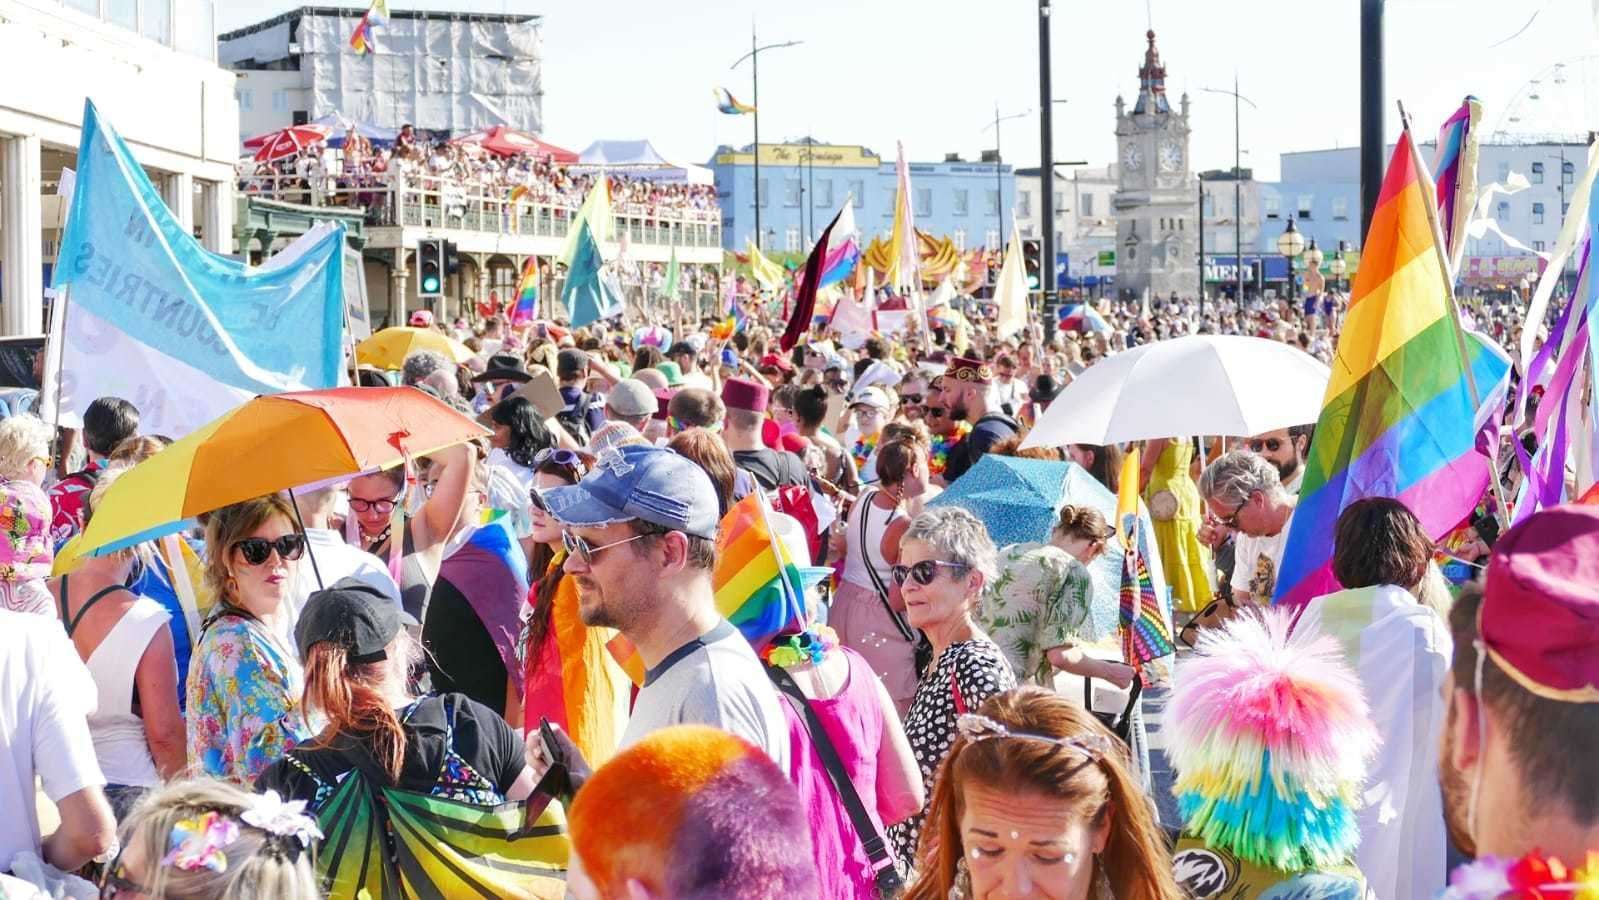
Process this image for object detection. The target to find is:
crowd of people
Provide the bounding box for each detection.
[239,123,719,223]
[1,280,1594,900]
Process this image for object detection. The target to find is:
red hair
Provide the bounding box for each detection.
[301,642,406,782]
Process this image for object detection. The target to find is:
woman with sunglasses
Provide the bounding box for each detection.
[902,687,1177,900]
[187,494,312,784]
[885,507,1017,875]
[50,469,184,821]
[519,448,628,768]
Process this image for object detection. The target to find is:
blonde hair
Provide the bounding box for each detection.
[203,495,297,607]
[109,434,170,466]
[0,413,52,481]
[119,779,321,900]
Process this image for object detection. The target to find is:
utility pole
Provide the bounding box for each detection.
[1038,0,1055,304]
[1360,0,1384,237]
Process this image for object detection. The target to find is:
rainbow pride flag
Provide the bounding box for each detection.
[1432,97,1480,273]
[609,495,806,684]
[509,258,538,325]
[1274,130,1510,607]
[1117,450,1174,676]
[714,87,756,116]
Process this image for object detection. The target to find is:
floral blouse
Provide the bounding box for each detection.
[981,542,1096,685]
[186,612,309,784]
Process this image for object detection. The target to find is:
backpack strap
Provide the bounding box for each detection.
[765,663,904,895]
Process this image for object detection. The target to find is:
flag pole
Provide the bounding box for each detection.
[1400,102,1511,529]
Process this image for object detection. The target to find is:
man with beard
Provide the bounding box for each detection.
[937,356,1019,485]
[537,444,789,769]
[1438,505,1599,880]
[1245,425,1314,494]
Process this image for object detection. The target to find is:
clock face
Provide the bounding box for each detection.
[1159,141,1184,173]
[1121,142,1143,172]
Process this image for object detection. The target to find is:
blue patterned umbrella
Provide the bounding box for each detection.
[929,454,1168,641]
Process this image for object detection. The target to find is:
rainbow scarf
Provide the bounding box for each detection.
[850,431,880,474]
[1274,130,1510,606]
[609,495,805,685]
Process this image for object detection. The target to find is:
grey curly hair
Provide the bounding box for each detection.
[902,506,998,586]
[1198,449,1285,508]
[400,350,451,388]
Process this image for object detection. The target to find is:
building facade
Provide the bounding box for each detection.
[219,7,544,141]
[1111,30,1198,301]
[708,140,1014,255]
[1015,164,1119,288]
[0,0,238,336]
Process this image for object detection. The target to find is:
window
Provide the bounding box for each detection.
[1331,196,1349,220]
[141,0,171,43]
[106,0,136,29]
[953,229,967,251]
[1297,194,1314,219]
[915,187,932,217]
[1497,200,1510,219]
[1201,193,1214,215]
[1016,191,1030,217]
[1532,162,1545,184]
[1264,195,1281,219]
[1563,202,1571,218]
[63,0,97,12]
[271,90,289,112]
[1533,202,1545,225]
[1563,161,1575,184]
[814,179,833,208]
[784,178,801,207]
[1081,193,1094,217]
[1498,161,1511,182]
[237,89,253,111]
[985,230,1000,251]
[1054,191,1065,212]
[986,190,1001,217]
[785,227,801,252]
[953,189,969,216]
[757,179,769,208]
[1535,240,1547,252]
[849,179,864,207]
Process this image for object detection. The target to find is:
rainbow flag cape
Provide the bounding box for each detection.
[608,495,805,685]
[509,258,538,325]
[348,0,387,55]
[1117,449,1174,676]
[1273,130,1510,607]
[1431,97,1480,274]
[437,514,530,694]
[714,87,756,115]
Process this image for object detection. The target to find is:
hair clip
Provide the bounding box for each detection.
[240,791,324,849]
[163,811,239,873]
[956,713,1114,760]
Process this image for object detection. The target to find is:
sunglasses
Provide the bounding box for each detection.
[924,406,949,419]
[900,393,924,405]
[1247,437,1284,453]
[891,559,971,586]
[100,854,149,899]
[1216,491,1256,530]
[535,447,587,471]
[233,534,307,566]
[348,497,397,515]
[562,528,650,564]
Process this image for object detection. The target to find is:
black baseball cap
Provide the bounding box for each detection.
[294,577,417,664]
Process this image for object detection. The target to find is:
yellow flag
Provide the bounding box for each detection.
[746,239,787,291]
[1117,447,1141,551]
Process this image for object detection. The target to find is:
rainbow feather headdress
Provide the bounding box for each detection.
[1167,608,1377,873]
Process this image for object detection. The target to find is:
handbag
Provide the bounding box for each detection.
[857,488,934,673]
[766,663,905,899]
[1083,674,1144,744]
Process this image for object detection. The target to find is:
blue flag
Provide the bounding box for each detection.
[561,218,624,329]
[54,101,345,400]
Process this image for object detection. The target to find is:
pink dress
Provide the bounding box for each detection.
[779,647,892,899]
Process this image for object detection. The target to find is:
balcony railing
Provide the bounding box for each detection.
[238,172,723,251]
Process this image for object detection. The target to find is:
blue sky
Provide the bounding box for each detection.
[221,0,1599,179]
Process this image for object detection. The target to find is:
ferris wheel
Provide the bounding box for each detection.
[1490,54,1599,145]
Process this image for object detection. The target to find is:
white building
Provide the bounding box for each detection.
[219,7,544,141]
[0,0,237,335]
[1014,164,1119,286]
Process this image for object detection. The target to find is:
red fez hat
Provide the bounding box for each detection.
[653,388,676,422]
[721,377,770,413]
[946,355,994,385]
[1482,504,1599,702]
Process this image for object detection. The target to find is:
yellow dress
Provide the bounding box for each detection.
[1145,440,1213,613]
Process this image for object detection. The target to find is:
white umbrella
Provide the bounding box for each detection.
[1021,334,1331,448]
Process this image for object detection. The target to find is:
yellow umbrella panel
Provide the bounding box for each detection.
[356,326,474,370]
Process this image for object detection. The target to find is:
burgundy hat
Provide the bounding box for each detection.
[946,355,994,385]
[653,388,676,422]
[1482,504,1599,702]
[758,353,793,373]
[721,377,770,413]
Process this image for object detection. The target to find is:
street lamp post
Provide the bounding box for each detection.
[1197,175,1209,319]
[1329,239,1348,293]
[1201,80,1258,315]
[984,105,1032,244]
[1277,218,1306,304]
[731,32,802,251]
[1303,237,1323,310]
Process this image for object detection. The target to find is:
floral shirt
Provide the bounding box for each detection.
[981,542,1096,685]
[186,612,309,784]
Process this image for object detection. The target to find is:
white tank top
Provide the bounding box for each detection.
[841,488,905,590]
[84,596,170,787]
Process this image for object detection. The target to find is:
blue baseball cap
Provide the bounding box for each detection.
[543,444,721,540]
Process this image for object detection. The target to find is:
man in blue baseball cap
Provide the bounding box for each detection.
[532,444,790,774]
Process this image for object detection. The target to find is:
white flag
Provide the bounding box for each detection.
[993,227,1029,340]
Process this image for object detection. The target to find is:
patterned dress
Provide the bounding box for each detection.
[981,542,1096,685]
[888,639,1016,871]
[186,611,309,784]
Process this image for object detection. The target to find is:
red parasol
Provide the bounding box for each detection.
[249,125,333,162]
[452,126,578,162]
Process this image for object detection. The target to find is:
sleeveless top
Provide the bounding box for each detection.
[61,578,171,787]
[841,488,904,590]
[366,517,433,622]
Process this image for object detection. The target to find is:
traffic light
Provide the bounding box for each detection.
[417,238,445,298]
[1021,239,1042,291]
[443,240,461,276]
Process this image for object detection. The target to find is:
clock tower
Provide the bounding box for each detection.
[1112,30,1198,302]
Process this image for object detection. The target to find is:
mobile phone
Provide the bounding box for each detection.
[538,716,561,769]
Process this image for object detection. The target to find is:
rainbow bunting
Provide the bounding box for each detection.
[1273,129,1510,607]
[609,495,805,685]
[1117,449,1174,676]
[509,257,538,325]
